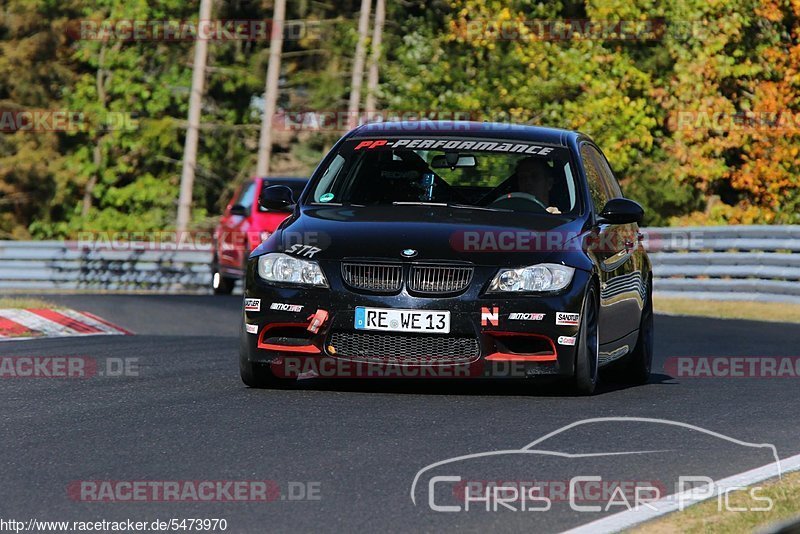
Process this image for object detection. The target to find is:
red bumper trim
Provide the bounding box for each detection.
[257,322,321,354]
[484,331,558,362]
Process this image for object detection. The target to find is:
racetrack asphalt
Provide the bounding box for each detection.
[1,294,798,533]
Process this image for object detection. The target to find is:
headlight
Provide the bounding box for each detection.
[257,253,328,287]
[488,263,575,293]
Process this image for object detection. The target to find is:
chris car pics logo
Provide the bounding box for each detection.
[410,417,782,514]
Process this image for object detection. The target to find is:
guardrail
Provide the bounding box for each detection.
[0,241,211,292]
[646,225,800,303]
[0,225,798,301]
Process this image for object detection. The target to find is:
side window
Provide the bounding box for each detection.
[237,181,256,210]
[226,185,243,211]
[580,144,609,214]
[593,149,623,198]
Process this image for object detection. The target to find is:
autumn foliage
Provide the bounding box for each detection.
[1,0,799,237]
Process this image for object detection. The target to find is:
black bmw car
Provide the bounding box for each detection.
[239,121,653,394]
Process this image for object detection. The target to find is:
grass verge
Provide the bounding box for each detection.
[0,297,57,309]
[654,297,800,324]
[630,471,800,533]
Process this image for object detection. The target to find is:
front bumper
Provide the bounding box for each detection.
[240,260,591,379]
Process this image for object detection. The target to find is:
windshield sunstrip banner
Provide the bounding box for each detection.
[352,138,558,156]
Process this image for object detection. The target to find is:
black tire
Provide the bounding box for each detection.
[573,283,600,395]
[239,359,282,388]
[212,257,236,295]
[238,322,293,389]
[608,278,653,385]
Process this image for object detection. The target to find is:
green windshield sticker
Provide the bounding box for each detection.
[319,193,335,203]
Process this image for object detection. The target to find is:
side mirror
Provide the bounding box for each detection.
[598,198,644,225]
[259,185,295,211]
[229,204,249,217]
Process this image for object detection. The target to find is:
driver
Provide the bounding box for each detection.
[503,157,561,214]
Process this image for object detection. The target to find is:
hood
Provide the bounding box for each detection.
[256,205,592,268]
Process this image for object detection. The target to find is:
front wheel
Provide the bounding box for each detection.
[573,283,600,395]
[239,322,294,389]
[240,359,284,388]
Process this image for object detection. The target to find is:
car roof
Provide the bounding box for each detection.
[348,120,584,147]
[255,176,308,183]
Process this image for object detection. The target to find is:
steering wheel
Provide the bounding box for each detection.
[489,192,548,211]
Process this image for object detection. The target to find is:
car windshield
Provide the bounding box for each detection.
[308,137,580,215]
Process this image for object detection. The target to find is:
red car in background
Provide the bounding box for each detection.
[212,176,308,294]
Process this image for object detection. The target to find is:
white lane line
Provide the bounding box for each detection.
[0,309,83,337]
[562,452,800,534]
[57,309,127,335]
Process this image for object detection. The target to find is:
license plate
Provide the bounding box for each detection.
[354,307,450,334]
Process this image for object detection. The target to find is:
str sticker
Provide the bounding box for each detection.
[286,243,322,258]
